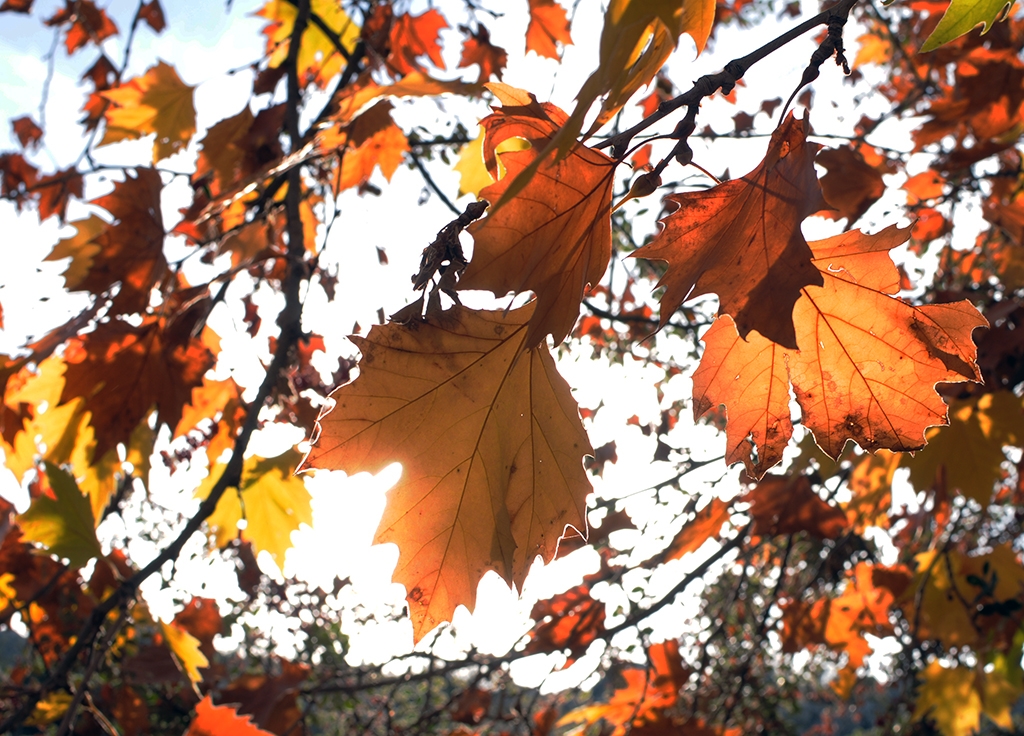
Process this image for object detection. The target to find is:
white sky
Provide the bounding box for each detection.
[0,0,948,685]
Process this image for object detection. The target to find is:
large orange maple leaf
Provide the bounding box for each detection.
[459,85,616,348]
[693,225,987,478]
[634,113,825,349]
[304,304,592,640]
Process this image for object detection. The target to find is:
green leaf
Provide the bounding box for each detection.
[19,463,102,569]
[920,0,1015,52]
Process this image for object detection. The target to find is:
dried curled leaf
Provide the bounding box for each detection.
[693,225,986,477]
[305,304,593,639]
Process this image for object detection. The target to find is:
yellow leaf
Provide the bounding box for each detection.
[100,61,196,162]
[26,692,73,727]
[454,125,531,197]
[981,649,1024,729]
[197,449,312,570]
[258,0,360,85]
[161,620,209,687]
[913,661,981,736]
[305,304,593,640]
[19,463,102,568]
[904,391,1024,503]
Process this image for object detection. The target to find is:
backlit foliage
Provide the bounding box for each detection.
[0,0,1023,734]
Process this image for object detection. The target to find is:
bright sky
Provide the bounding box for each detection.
[0,0,944,686]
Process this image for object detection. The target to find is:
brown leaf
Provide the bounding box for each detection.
[60,312,215,460]
[0,152,39,210]
[45,168,166,314]
[459,85,616,348]
[305,304,592,639]
[526,0,572,59]
[743,473,848,539]
[693,226,987,476]
[816,145,886,224]
[219,660,310,736]
[10,116,43,150]
[45,0,118,54]
[633,113,826,349]
[138,0,166,33]
[33,167,83,223]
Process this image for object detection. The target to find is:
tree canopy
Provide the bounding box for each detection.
[0,0,1023,734]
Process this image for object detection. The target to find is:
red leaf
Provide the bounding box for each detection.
[10,116,43,150]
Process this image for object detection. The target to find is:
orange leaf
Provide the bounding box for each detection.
[45,0,118,54]
[634,113,826,349]
[33,167,83,224]
[661,498,731,561]
[457,24,508,83]
[100,61,196,162]
[525,580,606,662]
[526,0,572,59]
[387,8,448,77]
[45,168,166,314]
[60,311,215,460]
[743,473,848,539]
[305,304,592,640]
[459,85,616,348]
[693,225,986,477]
[185,696,275,736]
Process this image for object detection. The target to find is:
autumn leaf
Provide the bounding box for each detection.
[138,0,166,33]
[904,391,1024,503]
[60,311,215,461]
[387,8,448,77]
[920,0,1014,52]
[100,61,196,162]
[524,579,606,662]
[693,225,986,476]
[660,498,731,561]
[33,168,83,224]
[257,0,360,85]
[453,126,530,198]
[526,0,572,59]
[316,100,410,193]
[161,621,209,687]
[18,463,102,569]
[634,113,825,349]
[330,70,479,125]
[913,662,982,736]
[185,696,276,736]
[45,0,118,54]
[816,145,886,224]
[11,116,43,150]
[305,304,593,639]
[743,473,848,539]
[196,449,313,570]
[46,168,166,315]
[458,24,508,83]
[459,85,616,348]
